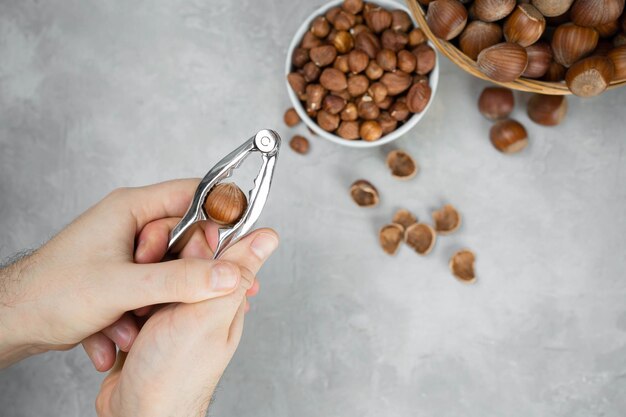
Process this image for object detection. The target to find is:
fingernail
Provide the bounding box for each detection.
[114,326,131,350]
[93,349,105,369]
[250,233,279,260]
[135,239,147,260]
[212,262,239,291]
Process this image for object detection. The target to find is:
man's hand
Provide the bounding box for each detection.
[0,179,278,370]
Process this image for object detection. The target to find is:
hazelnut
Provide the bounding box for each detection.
[380,71,412,95]
[406,82,432,113]
[350,179,379,207]
[381,29,409,52]
[351,23,371,36]
[292,48,310,68]
[531,0,574,17]
[320,68,348,91]
[337,120,360,139]
[571,0,624,27]
[489,119,529,153]
[595,20,620,38]
[348,49,369,73]
[477,42,528,82]
[397,50,417,72]
[326,7,342,24]
[552,23,599,67]
[333,89,352,101]
[283,107,300,127]
[333,30,355,54]
[310,45,338,67]
[473,0,516,22]
[527,94,568,126]
[565,55,615,96]
[432,204,461,234]
[503,4,546,48]
[301,31,322,49]
[390,100,411,121]
[323,94,347,115]
[355,31,381,58]
[289,135,310,154]
[376,48,398,71]
[614,33,626,47]
[368,82,388,103]
[347,74,370,96]
[543,60,566,81]
[426,0,468,40]
[378,111,398,134]
[341,102,359,121]
[379,224,404,255]
[334,11,357,31]
[365,60,384,79]
[360,120,383,141]
[478,87,514,121]
[342,0,364,14]
[392,209,417,230]
[204,183,247,226]
[391,10,413,32]
[364,8,392,33]
[287,72,306,99]
[404,223,437,255]
[311,16,330,38]
[459,21,502,61]
[317,110,340,132]
[334,54,351,73]
[449,249,476,283]
[608,45,626,81]
[377,96,394,110]
[413,43,436,75]
[386,149,418,179]
[305,84,326,113]
[408,28,427,46]
[302,61,321,82]
[358,96,381,120]
[522,42,553,78]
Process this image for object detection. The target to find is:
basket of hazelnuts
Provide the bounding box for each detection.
[407,0,626,97]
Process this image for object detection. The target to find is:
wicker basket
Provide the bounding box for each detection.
[406,0,626,95]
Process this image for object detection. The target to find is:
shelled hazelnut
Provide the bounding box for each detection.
[289,135,310,154]
[283,108,301,127]
[287,0,435,142]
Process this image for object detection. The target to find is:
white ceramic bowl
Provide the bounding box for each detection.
[285,0,439,148]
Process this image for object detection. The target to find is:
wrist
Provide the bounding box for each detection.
[0,252,46,368]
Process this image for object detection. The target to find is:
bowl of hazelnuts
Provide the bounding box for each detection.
[285,0,440,147]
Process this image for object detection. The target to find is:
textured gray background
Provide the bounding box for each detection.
[1,0,626,416]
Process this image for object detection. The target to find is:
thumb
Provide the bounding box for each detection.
[112,259,241,310]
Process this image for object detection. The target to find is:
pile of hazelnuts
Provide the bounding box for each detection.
[287,0,436,142]
[422,0,626,97]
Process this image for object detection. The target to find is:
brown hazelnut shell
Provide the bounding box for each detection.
[527,94,568,126]
[608,45,626,81]
[478,87,514,121]
[379,224,404,255]
[565,55,615,97]
[570,0,625,28]
[449,249,476,283]
[404,223,437,255]
[350,179,379,207]
[386,149,418,180]
[477,42,528,82]
[489,119,529,154]
[503,4,546,48]
[432,204,462,234]
[204,183,247,225]
[392,209,417,230]
[522,42,553,78]
[551,23,599,67]
[474,0,515,22]
[426,0,468,40]
[459,21,503,61]
[531,0,574,17]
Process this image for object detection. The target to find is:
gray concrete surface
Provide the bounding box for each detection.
[1,0,626,416]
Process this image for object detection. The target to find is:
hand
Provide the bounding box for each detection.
[0,180,275,369]
[94,227,278,417]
